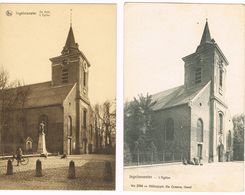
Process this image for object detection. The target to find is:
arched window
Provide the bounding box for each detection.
[166,118,174,141]
[83,109,87,128]
[83,71,86,87]
[219,113,223,134]
[219,60,224,88]
[219,68,223,88]
[67,116,72,136]
[197,119,203,142]
[38,115,48,135]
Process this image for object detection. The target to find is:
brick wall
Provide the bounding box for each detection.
[2,105,64,155]
[63,84,77,154]
[25,105,64,154]
[190,83,211,162]
[153,104,191,160]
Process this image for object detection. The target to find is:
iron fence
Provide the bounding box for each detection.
[124,151,183,166]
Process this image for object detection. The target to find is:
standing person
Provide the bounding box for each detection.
[16,147,23,166]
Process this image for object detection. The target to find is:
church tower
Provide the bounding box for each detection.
[182,20,230,162]
[49,25,90,103]
[49,25,91,154]
[182,20,228,94]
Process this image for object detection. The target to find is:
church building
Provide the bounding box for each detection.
[152,21,232,163]
[0,25,95,155]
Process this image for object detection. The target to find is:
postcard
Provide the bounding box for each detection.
[124,3,244,192]
[0,3,116,190]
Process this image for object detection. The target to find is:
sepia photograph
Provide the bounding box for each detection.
[124,3,244,191]
[0,3,116,190]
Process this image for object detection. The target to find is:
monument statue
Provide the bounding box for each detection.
[37,121,48,155]
[39,121,45,133]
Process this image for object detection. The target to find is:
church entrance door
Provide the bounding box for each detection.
[197,144,202,159]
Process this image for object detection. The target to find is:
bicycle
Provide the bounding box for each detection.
[11,154,29,165]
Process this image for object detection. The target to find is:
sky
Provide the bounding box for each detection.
[0,4,116,105]
[124,3,245,116]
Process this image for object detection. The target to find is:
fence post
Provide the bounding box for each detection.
[162,151,165,163]
[104,161,113,182]
[36,159,42,177]
[6,159,13,175]
[68,160,76,179]
[137,150,139,166]
[151,151,153,164]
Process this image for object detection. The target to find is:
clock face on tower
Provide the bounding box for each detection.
[83,60,88,72]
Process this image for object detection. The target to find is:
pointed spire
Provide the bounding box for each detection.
[61,11,80,55]
[200,19,211,45]
[65,26,76,48]
[62,26,80,55]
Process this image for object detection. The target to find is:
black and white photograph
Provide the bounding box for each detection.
[124,3,244,191]
[0,3,116,190]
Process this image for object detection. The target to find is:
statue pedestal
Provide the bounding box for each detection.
[37,132,48,155]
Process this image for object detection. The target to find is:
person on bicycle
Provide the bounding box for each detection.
[16,147,23,166]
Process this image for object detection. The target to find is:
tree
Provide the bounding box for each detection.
[124,93,156,164]
[0,66,29,154]
[124,100,142,153]
[93,99,116,154]
[103,100,116,149]
[232,114,244,161]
